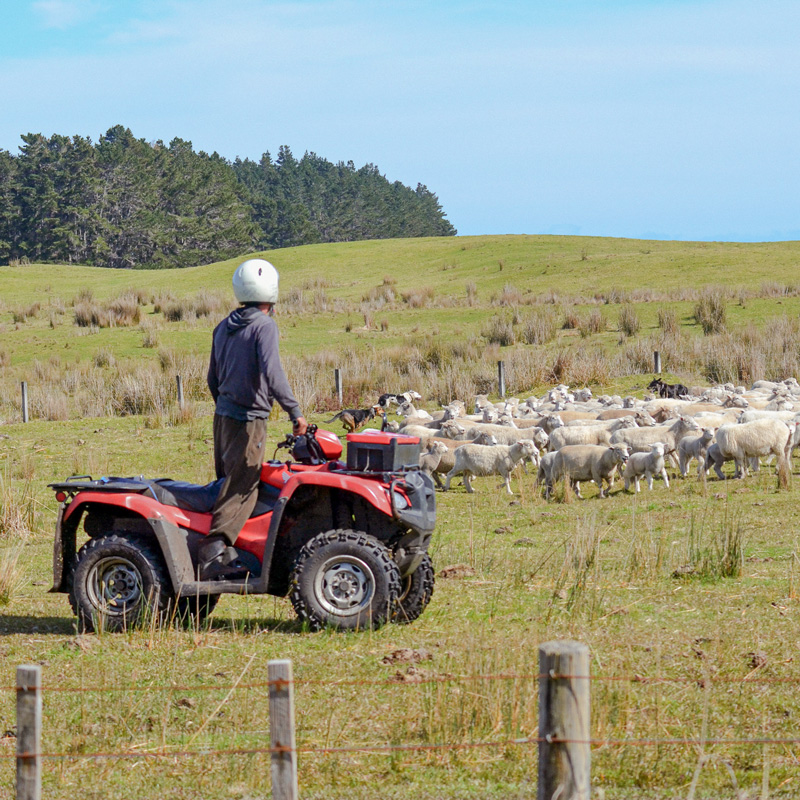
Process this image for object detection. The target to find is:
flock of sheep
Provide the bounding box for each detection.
[371,378,800,499]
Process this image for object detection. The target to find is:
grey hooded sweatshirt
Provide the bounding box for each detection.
[207,306,302,422]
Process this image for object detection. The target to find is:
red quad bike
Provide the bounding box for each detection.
[48,427,436,632]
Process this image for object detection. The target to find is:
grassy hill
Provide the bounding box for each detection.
[3,234,800,305]
[2,235,800,799]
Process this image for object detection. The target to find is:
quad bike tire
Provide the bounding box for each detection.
[395,554,435,624]
[70,533,176,633]
[289,529,401,631]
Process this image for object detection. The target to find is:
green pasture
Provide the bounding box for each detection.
[2,234,800,798]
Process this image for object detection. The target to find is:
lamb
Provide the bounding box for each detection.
[419,440,448,479]
[623,443,669,492]
[548,416,637,451]
[713,419,795,479]
[545,444,630,499]
[678,429,715,478]
[537,451,558,491]
[705,442,738,480]
[443,440,537,495]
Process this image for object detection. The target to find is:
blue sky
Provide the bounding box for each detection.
[1,0,798,241]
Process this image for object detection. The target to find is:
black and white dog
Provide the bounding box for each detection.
[377,390,422,409]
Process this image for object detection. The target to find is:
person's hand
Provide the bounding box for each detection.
[292,417,308,435]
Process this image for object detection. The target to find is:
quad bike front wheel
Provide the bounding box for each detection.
[289,529,401,631]
[70,534,175,632]
[395,554,435,624]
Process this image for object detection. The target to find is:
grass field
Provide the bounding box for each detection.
[2,234,800,799]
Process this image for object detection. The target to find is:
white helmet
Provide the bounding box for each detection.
[232,259,279,304]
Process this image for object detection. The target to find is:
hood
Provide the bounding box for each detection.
[226,305,263,334]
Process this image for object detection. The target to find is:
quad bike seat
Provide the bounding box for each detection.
[149,479,281,517]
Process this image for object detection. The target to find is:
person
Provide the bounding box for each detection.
[201,258,308,578]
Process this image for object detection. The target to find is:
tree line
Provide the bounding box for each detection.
[0,125,456,269]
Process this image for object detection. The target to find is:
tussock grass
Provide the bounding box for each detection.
[694,287,728,335]
[0,545,24,605]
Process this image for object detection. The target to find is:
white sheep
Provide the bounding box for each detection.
[623,442,669,492]
[426,432,498,488]
[443,439,537,495]
[714,419,795,479]
[548,417,636,451]
[610,415,700,461]
[546,444,630,499]
[678,429,715,478]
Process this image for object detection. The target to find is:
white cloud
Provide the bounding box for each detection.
[32,0,99,29]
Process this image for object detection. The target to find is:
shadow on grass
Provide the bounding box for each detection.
[0,615,77,636]
[204,616,307,635]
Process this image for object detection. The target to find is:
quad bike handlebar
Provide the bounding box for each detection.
[274,424,328,465]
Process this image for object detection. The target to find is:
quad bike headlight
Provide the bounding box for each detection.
[391,490,410,511]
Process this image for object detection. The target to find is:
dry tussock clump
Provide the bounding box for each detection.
[694,287,727,334]
[657,307,680,336]
[465,281,478,305]
[93,348,116,369]
[492,283,524,307]
[152,290,177,313]
[401,286,435,308]
[29,387,69,421]
[577,309,606,338]
[482,316,515,346]
[74,293,141,328]
[520,308,560,345]
[617,304,641,336]
[0,546,24,606]
[112,368,168,416]
[11,303,41,323]
[0,349,9,368]
[0,477,35,539]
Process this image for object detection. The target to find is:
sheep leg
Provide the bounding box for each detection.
[661,467,670,489]
[463,472,475,493]
[443,469,458,491]
[646,471,654,490]
[572,480,583,499]
[634,475,641,493]
[624,475,631,492]
[502,472,514,495]
[679,453,689,478]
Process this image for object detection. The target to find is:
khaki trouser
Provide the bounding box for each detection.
[209,414,267,546]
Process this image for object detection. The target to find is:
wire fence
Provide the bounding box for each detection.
[5,648,799,799]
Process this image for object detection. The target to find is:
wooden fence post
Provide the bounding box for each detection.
[498,361,506,399]
[334,368,343,406]
[16,664,42,800]
[269,659,298,800]
[21,381,29,424]
[654,351,662,374]
[537,640,591,800]
[176,375,184,410]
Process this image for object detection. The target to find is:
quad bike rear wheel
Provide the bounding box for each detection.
[289,529,401,631]
[395,554,435,624]
[70,534,175,632]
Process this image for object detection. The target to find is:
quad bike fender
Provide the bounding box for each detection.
[55,492,196,594]
[62,491,193,529]
[282,471,394,516]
